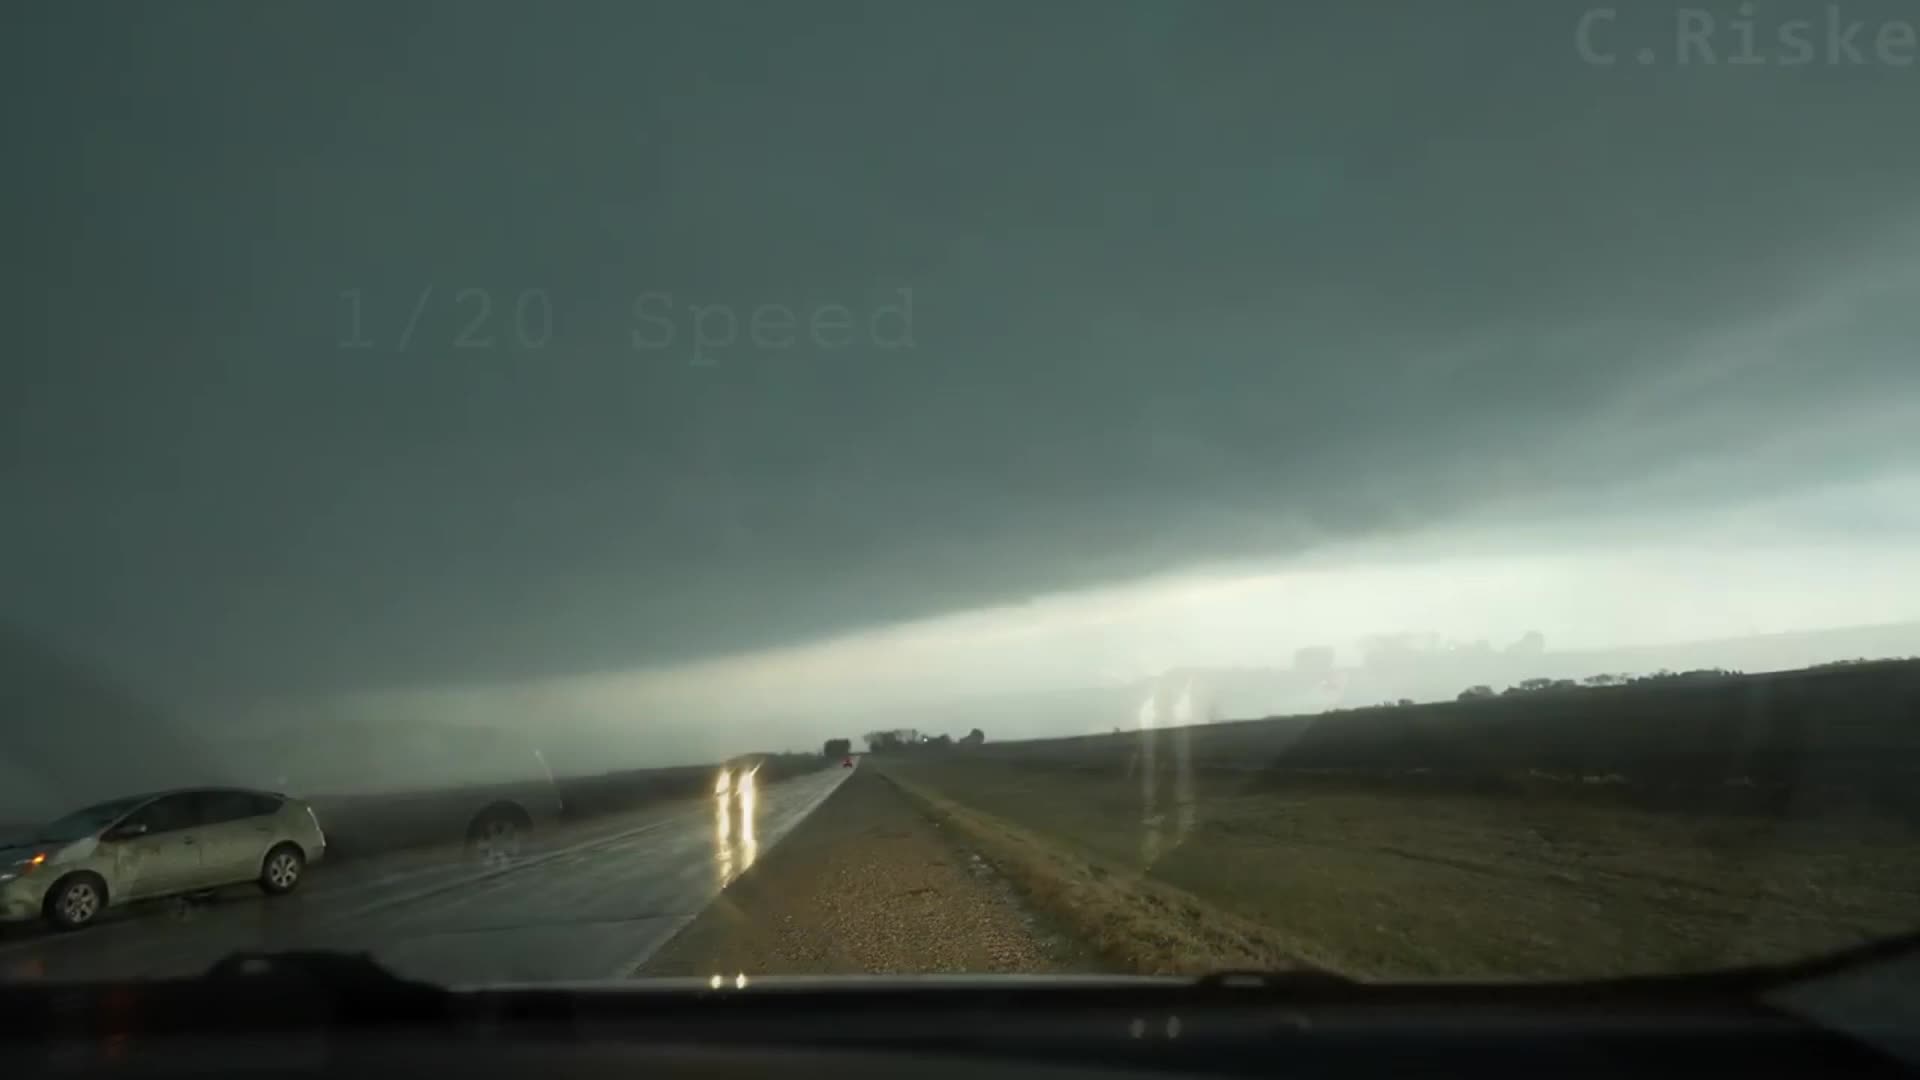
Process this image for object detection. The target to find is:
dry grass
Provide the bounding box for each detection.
[875,755,1920,980]
[880,769,1338,975]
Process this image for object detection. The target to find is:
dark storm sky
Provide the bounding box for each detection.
[5,0,1918,701]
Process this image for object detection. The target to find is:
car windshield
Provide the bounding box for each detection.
[34,798,148,844]
[3,2,1918,991]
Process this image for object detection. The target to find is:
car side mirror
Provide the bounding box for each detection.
[106,822,149,841]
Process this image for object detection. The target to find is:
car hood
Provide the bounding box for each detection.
[1,837,91,865]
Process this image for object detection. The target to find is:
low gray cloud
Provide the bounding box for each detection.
[4,1,1917,705]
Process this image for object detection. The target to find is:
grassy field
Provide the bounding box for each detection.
[872,662,1920,979]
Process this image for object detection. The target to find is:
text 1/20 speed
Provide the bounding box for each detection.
[337,288,553,352]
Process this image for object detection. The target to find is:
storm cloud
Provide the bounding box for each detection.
[4,0,1918,715]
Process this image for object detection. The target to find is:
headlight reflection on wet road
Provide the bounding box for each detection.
[713,766,759,888]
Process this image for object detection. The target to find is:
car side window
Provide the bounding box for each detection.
[121,793,202,835]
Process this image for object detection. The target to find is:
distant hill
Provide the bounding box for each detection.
[955,657,1920,820]
[886,621,1920,742]
[1163,621,1920,720]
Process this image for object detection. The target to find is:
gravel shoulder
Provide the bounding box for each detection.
[639,767,1094,976]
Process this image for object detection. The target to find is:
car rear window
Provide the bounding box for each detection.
[200,790,282,824]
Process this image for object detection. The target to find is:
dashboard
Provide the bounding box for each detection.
[7,951,1917,1079]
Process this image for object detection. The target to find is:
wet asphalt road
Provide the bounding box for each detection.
[0,764,853,985]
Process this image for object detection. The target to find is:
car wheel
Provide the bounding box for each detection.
[467,804,530,868]
[259,844,305,895]
[45,873,107,931]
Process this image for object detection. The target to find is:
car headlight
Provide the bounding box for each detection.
[0,851,48,883]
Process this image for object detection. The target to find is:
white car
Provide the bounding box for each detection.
[0,787,327,931]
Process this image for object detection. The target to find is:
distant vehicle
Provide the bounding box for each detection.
[842,757,854,768]
[0,787,326,931]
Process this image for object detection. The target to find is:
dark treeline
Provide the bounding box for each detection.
[862,727,986,753]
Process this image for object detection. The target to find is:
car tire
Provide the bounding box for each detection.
[259,843,305,896]
[44,873,107,931]
[466,803,531,868]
